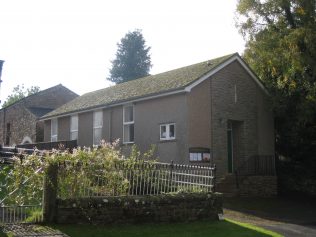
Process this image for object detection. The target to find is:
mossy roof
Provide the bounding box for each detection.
[42,53,237,119]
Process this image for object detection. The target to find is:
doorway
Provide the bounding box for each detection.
[227,121,233,173]
[227,120,244,174]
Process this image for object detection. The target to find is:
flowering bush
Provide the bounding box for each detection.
[0,140,156,205]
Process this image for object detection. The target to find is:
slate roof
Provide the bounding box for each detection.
[27,107,54,117]
[42,53,237,119]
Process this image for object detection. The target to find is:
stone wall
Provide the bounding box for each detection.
[56,193,223,224]
[239,176,277,197]
[0,84,77,146]
[210,61,274,177]
[0,103,37,146]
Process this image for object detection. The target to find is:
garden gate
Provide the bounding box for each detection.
[0,147,44,224]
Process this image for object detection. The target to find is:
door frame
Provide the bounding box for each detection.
[227,121,233,173]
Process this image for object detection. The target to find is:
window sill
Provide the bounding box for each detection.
[189,160,211,163]
[159,139,177,143]
[123,142,135,145]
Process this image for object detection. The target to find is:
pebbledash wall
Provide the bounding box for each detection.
[55,193,223,224]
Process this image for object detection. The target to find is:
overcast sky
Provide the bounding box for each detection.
[0,0,245,103]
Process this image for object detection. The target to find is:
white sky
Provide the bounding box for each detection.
[0,0,245,103]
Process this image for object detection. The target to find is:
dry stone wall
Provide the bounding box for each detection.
[56,193,223,224]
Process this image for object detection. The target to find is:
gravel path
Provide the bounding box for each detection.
[2,224,70,237]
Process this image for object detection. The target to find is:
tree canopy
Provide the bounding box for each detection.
[107,29,152,84]
[236,0,316,195]
[2,84,40,108]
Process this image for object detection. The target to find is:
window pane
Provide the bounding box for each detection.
[94,128,102,145]
[70,115,78,131]
[124,125,129,142]
[124,124,134,143]
[93,111,103,127]
[160,125,167,139]
[51,119,58,135]
[51,135,57,142]
[70,131,78,140]
[129,124,134,142]
[169,124,175,138]
[124,106,133,122]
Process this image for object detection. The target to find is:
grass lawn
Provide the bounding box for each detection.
[46,219,282,237]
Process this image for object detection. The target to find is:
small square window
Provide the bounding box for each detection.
[160,123,176,141]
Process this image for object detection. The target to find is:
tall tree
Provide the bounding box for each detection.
[2,84,40,108]
[108,29,152,84]
[236,0,316,194]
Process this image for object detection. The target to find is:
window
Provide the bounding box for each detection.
[189,147,211,162]
[160,123,175,141]
[51,119,58,142]
[93,111,103,145]
[70,115,78,140]
[123,105,134,143]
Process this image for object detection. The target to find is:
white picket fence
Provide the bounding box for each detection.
[58,161,216,199]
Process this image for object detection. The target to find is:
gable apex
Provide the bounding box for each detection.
[185,54,269,95]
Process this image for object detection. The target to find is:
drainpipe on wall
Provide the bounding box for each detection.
[0,60,5,145]
[210,76,214,166]
[109,108,112,141]
[0,60,4,105]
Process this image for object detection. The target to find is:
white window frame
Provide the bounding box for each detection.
[123,104,134,144]
[93,110,103,145]
[51,118,58,142]
[70,115,78,141]
[160,123,176,141]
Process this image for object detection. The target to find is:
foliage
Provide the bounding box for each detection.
[108,29,152,84]
[24,208,43,223]
[2,84,40,108]
[235,1,316,170]
[0,141,157,205]
[0,155,44,205]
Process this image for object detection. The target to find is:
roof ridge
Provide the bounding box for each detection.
[79,53,237,97]
[109,53,237,86]
[42,53,239,119]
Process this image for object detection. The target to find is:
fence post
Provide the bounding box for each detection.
[212,164,216,193]
[42,163,58,223]
[169,160,174,192]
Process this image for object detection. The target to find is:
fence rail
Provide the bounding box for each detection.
[234,155,275,188]
[236,155,276,176]
[16,140,77,151]
[57,161,216,199]
[0,205,43,224]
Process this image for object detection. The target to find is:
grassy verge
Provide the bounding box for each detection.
[46,219,282,237]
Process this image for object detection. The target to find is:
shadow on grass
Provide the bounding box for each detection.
[223,196,316,225]
[51,219,280,237]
